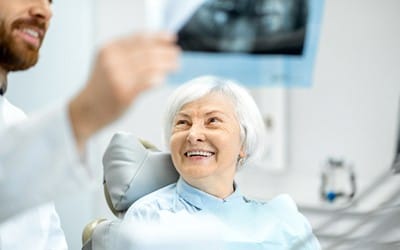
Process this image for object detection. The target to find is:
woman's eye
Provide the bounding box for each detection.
[176,120,189,126]
[208,117,220,124]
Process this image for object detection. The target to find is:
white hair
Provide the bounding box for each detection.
[163,76,266,167]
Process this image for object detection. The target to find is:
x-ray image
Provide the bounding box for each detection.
[177,0,308,54]
[150,0,324,86]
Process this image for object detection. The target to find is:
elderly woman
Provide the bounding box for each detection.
[119,76,320,249]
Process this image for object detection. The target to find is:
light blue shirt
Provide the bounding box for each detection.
[117,177,320,250]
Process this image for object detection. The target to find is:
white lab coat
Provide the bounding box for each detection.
[0,204,67,249]
[0,96,91,249]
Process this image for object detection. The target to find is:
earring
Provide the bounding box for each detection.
[237,156,245,166]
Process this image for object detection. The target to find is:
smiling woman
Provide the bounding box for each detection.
[164,76,265,198]
[104,75,321,249]
[169,92,244,197]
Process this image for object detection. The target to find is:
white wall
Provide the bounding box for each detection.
[8,1,94,113]
[293,0,400,197]
[238,0,400,206]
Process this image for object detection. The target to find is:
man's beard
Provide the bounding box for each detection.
[0,19,44,72]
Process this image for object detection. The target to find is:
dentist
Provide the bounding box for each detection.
[0,0,180,249]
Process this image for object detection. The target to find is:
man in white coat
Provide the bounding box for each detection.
[0,0,180,249]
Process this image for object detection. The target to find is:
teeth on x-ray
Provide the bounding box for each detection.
[177,0,308,54]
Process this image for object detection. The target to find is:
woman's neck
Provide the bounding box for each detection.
[187,177,235,199]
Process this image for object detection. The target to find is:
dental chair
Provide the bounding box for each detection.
[81,132,179,250]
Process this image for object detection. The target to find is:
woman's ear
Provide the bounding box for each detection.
[239,149,246,159]
[237,150,246,167]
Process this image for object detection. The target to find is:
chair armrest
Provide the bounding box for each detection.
[82,218,108,249]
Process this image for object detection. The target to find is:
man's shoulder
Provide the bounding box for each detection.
[0,97,26,125]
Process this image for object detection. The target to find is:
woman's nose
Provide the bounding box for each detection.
[187,124,206,144]
[29,0,53,22]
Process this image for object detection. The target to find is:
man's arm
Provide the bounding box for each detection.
[0,105,86,222]
[0,32,180,222]
[69,32,180,151]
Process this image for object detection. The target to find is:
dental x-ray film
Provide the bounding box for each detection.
[148,0,325,86]
[176,0,308,55]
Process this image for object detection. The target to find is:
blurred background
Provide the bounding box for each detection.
[7,0,400,249]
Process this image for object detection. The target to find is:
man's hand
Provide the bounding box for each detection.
[69,32,180,150]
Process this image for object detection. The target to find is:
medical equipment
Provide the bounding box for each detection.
[305,170,400,250]
[320,158,356,203]
[391,98,400,174]
[301,99,400,249]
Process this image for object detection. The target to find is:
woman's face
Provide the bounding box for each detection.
[169,92,245,194]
